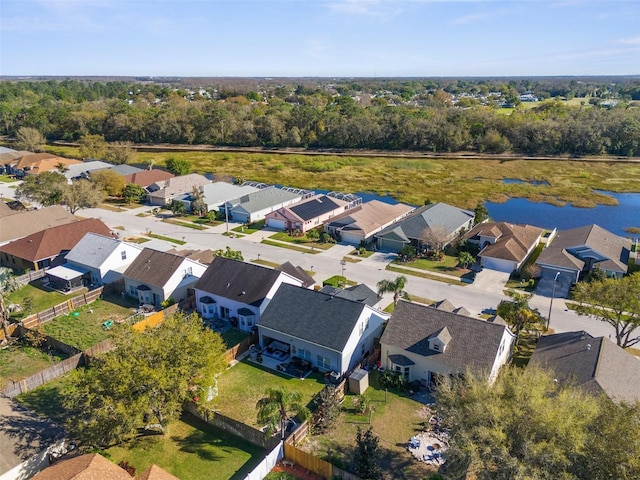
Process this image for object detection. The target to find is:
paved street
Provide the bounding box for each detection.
[0,179,618,340]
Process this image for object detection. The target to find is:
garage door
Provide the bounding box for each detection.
[267,218,286,230]
[482,257,516,273]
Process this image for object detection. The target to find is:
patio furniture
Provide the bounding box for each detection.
[102,320,113,330]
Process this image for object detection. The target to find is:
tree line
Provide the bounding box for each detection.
[1,79,639,157]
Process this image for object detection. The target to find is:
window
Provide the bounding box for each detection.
[121,250,127,260]
[220,307,230,319]
[183,267,193,277]
[130,286,136,296]
[318,355,331,371]
[299,348,311,360]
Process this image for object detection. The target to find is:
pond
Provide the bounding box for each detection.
[503,178,550,186]
[486,191,640,238]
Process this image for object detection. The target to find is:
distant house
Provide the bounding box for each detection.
[429,299,471,317]
[122,169,175,189]
[101,164,144,176]
[226,187,304,224]
[147,173,211,206]
[326,200,415,245]
[63,160,112,182]
[529,331,640,403]
[265,195,349,233]
[200,182,260,213]
[464,222,544,273]
[319,283,381,309]
[0,205,77,245]
[535,224,631,296]
[258,283,389,375]
[0,218,113,272]
[375,202,474,253]
[123,248,207,307]
[380,300,515,386]
[64,232,144,286]
[276,261,315,288]
[194,257,304,332]
[4,153,82,177]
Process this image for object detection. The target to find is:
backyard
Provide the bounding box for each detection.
[6,282,85,321]
[299,370,435,480]
[211,359,326,427]
[0,343,68,388]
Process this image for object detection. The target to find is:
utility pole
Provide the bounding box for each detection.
[546,272,560,330]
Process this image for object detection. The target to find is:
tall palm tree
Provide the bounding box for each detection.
[0,268,21,343]
[497,290,544,342]
[377,275,408,305]
[256,387,309,440]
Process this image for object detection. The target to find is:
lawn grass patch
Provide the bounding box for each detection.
[124,236,151,244]
[232,220,265,234]
[211,359,326,427]
[220,328,249,349]
[386,265,467,286]
[349,249,375,258]
[512,331,539,368]
[251,259,280,268]
[0,175,17,182]
[261,239,320,254]
[106,413,265,480]
[15,373,76,425]
[6,282,82,320]
[0,343,68,387]
[144,232,187,245]
[269,232,334,251]
[393,255,468,278]
[162,218,208,230]
[342,256,361,264]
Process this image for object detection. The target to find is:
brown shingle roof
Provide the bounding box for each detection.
[328,200,415,237]
[123,248,188,288]
[0,205,77,243]
[31,453,132,480]
[123,169,174,188]
[14,153,82,173]
[0,218,112,262]
[137,464,180,480]
[466,222,543,264]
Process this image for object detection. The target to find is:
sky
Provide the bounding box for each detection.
[1,0,639,77]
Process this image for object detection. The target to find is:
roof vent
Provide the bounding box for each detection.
[586,344,591,351]
[226,282,230,288]
[241,291,246,295]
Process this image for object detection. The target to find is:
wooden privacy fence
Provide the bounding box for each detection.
[284,442,362,480]
[224,333,258,364]
[13,269,47,285]
[20,287,104,330]
[1,353,84,398]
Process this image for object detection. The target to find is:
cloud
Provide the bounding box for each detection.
[328,0,404,18]
[619,35,640,45]
[449,12,488,25]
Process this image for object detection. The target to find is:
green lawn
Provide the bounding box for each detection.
[16,373,76,425]
[0,343,68,388]
[232,220,265,234]
[261,239,321,254]
[211,360,326,427]
[162,218,209,230]
[7,282,82,321]
[106,413,265,480]
[269,232,334,251]
[220,328,249,348]
[394,254,468,278]
[512,331,539,368]
[386,265,467,286]
[41,294,139,350]
[144,232,187,245]
[300,370,433,479]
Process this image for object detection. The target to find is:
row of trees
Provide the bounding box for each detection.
[2,80,639,156]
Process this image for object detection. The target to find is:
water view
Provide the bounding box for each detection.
[486,191,640,239]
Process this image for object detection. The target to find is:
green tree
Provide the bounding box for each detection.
[90,169,125,197]
[190,186,206,217]
[496,291,545,341]
[15,126,46,152]
[64,312,227,447]
[353,427,381,479]
[15,171,67,206]
[572,272,640,348]
[78,134,108,159]
[63,179,105,214]
[106,141,135,165]
[170,199,187,216]
[458,251,475,269]
[256,387,310,440]
[0,268,21,343]
[305,228,320,241]
[312,386,340,433]
[474,202,489,224]
[214,246,243,261]
[122,183,147,204]
[435,366,640,480]
[377,275,407,305]
[165,157,190,176]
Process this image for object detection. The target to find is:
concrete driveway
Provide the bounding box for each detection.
[468,269,511,294]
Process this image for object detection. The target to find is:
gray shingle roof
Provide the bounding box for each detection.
[328,200,414,236]
[65,233,133,268]
[195,256,285,307]
[258,283,368,352]
[319,284,379,306]
[380,300,511,372]
[276,261,315,288]
[536,224,630,274]
[529,331,640,402]
[123,248,188,288]
[201,182,259,208]
[230,187,301,214]
[376,202,474,242]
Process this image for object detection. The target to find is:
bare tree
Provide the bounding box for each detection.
[15,127,46,152]
[420,225,450,252]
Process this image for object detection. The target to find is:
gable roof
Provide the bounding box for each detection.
[147,173,210,200]
[536,224,630,273]
[195,256,286,307]
[65,233,140,268]
[0,205,77,243]
[430,299,471,317]
[13,153,83,174]
[376,202,474,241]
[103,164,144,176]
[319,284,379,307]
[286,195,346,221]
[328,200,415,236]
[137,464,181,480]
[529,331,640,402]
[123,248,191,288]
[380,300,511,372]
[31,453,132,480]
[166,248,216,265]
[123,169,175,187]
[230,187,301,214]
[63,161,113,180]
[276,261,315,288]
[466,222,544,263]
[0,149,31,164]
[201,182,260,207]
[0,218,112,262]
[259,283,369,352]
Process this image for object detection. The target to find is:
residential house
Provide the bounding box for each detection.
[3,152,82,177]
[429,299,471,317]
[326,200,415,245]
[0,205,77,245]
[464,222,544,273]
[31,453,179,480]
[146,173,211,206]
[265,195,349,233]
[166,248,217,265]
[200,181,260,213]
[63,160,112,182]
[194,256,304,332]
[64,232,144,286]
[0,147,31,173]
[123,248,207,307]
[529,331,640,402]
[380,300,515,386]
[319,283,381,308]
[101,164,144,176]
[375,202,474,253]
[535,224,631,296]
[226,187,304,224]
[0,218,112,272]
[122,169,175,189]
[276,261,315,288]
[258,283,389,375]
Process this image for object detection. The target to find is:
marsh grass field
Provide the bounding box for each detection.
[44,144,640,209]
